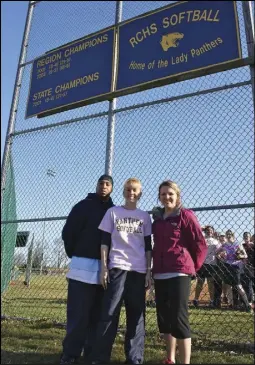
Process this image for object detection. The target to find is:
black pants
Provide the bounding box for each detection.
[154,276,191,339]
[90,269,146,364]
[213,275,223,307]
[217,261,242,286]
[62,279,104,358]
[196,264,222,306]
[215,262,250,308]
[214,280,241,307]
[241,264,254,303]
[241,274,253,303]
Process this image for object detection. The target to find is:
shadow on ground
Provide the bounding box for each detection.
[1,350,61,364]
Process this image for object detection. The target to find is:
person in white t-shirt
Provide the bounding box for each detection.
[90,178,152,365]
[193,225,221,308]
[218,233,232,305]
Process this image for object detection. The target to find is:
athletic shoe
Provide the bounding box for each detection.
[193,299,199,308]
[242,305,253,313]
[162,358,175,364]
[60,353,78,364]
[208,300,215,308]
[228,304,238,310]
[213,300,221,309]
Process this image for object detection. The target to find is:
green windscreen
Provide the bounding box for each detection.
[1,155,18,293]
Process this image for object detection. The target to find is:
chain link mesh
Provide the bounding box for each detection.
[26,1,116,62]
[1,0,254,362]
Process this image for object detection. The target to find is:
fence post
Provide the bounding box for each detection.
[105,1,123,176]
[1,1,35,210]
[25,233,35,287]
[242,1,255,109]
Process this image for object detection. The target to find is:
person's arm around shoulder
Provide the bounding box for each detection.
[62,200,87,258]
[182,209,208,272]
[98,208,114,289]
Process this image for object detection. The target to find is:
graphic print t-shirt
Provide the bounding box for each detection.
[222,242,246,266]
[99,206,152,273]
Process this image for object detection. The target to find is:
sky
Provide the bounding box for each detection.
[1,1,29,161]
[1,1,254,268]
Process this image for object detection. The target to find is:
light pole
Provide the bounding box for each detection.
[39,168,56,274]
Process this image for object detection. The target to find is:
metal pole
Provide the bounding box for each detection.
[1,2,35,210]
[40,169,56,274]
[25,233,35,287]
[39,178,50,274]
[242,1,255,109]
[105,1,123,175]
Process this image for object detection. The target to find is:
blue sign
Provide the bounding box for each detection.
[26,27,115,118]
[116,1,241,92]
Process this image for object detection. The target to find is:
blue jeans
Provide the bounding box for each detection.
[62,279,104,358]
[90,269,146,364]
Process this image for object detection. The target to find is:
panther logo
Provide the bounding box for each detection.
[160,32,184,51]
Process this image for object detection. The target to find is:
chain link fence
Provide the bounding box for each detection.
[1,0,254,360]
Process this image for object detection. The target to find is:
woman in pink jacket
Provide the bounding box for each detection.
[152,180,207,364]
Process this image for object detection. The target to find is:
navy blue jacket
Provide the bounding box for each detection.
[62,193,114,259]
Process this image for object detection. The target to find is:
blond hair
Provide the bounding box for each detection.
[124,177,142,189]
[158,180,181,207]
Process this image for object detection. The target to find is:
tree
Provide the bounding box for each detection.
[54,237,68,269]
[14,252,27,268]
[32,241,44,269]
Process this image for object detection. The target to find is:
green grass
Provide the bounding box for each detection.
[1,319,254,364]
[2,275,68,322]
[1,273,254,364]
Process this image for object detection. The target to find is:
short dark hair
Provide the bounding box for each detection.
[204,225,215,233]
[226,229,234,237]
[98,174,113,186]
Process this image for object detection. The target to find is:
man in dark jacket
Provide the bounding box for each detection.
[60,175,114,365]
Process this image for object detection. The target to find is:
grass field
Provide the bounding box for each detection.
[1,274,254,364]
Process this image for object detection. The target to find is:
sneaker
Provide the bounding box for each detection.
[193,299,199,308]
[162,359,175,364]
[60,354,78,364]
[243,305,253,313]
[213,300,221,309]
[229,304,240,310]
[208,300,215,308]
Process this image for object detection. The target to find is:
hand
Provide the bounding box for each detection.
[145,270,152,291]
[217,249,227,261]
[100,266,109,290]
[236,249,246,260]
